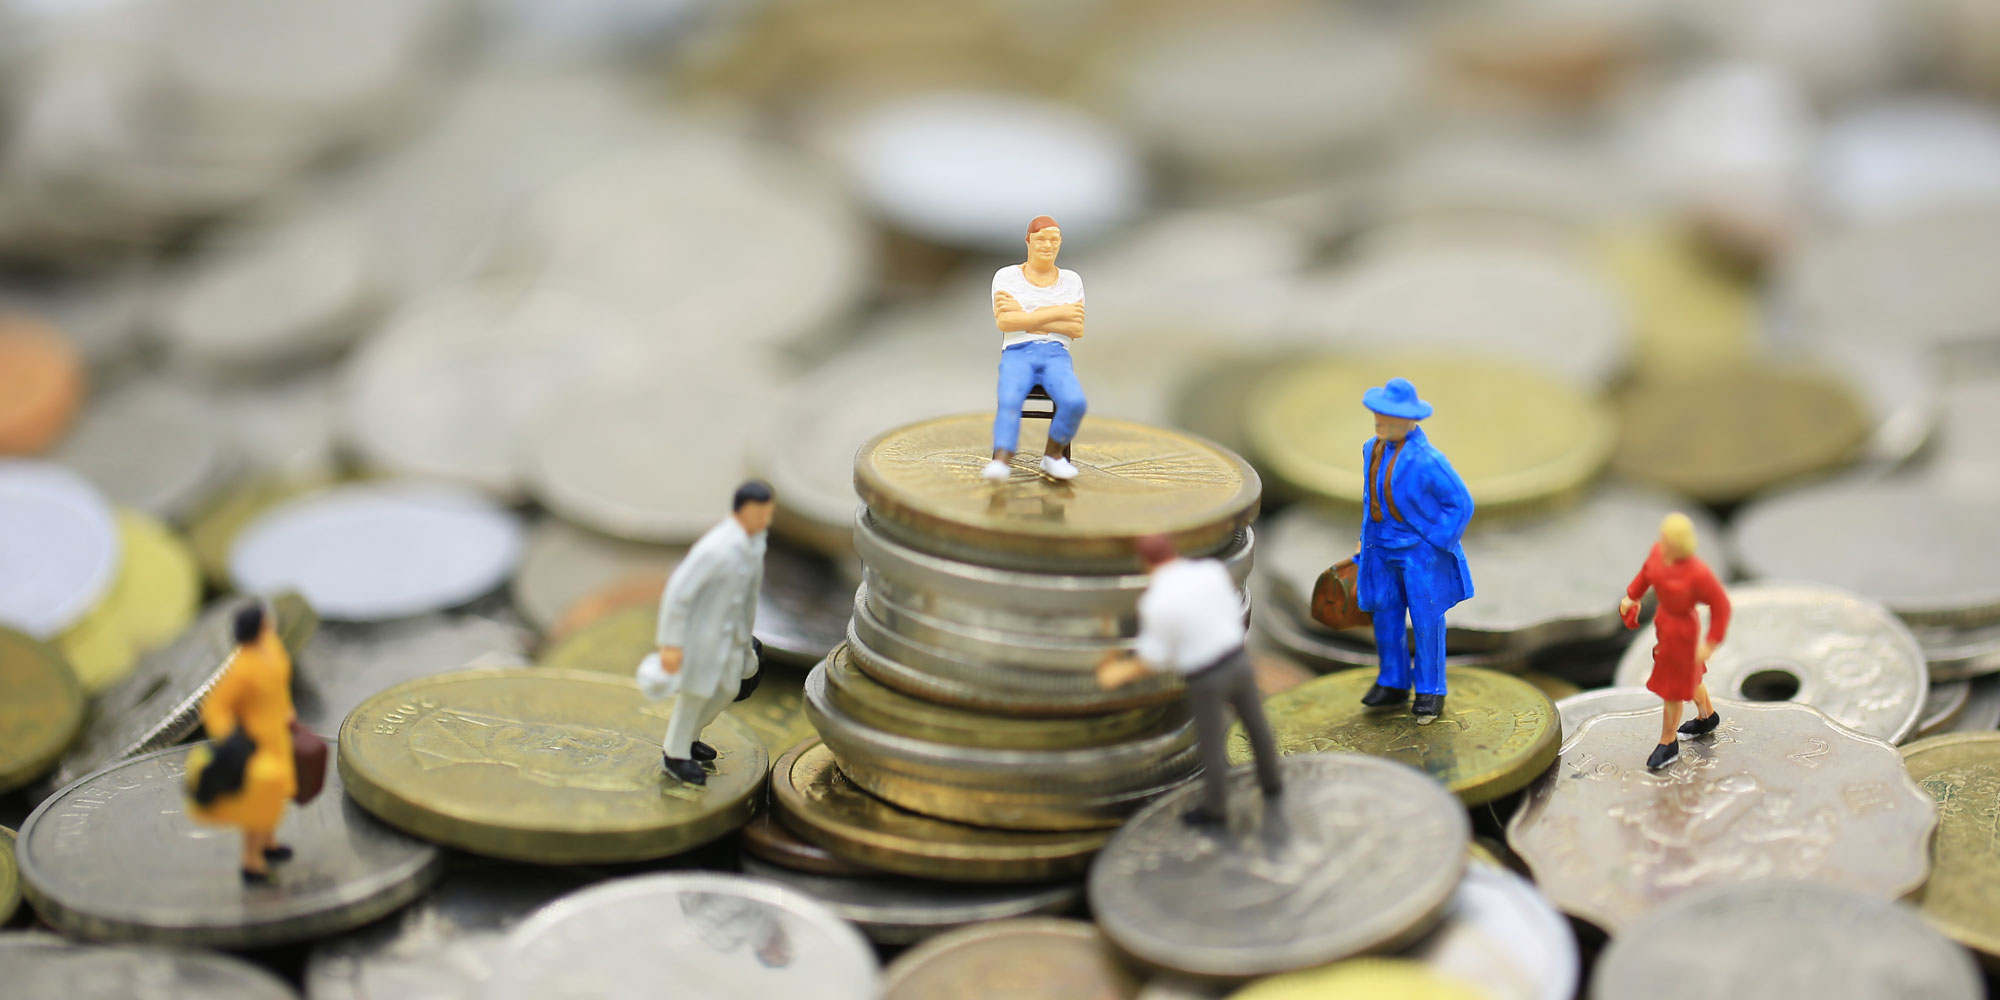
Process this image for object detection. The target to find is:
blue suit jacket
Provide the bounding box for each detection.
[1355,426,1474,612]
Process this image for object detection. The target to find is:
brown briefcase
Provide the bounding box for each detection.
[291,721,328,805]
[1310,558,1372,630]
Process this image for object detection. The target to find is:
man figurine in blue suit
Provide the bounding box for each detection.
[1353,377,1474,723]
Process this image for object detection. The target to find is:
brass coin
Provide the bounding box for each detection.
[337,668,768,864]
[854,414,1260,571]
[882,918,1142,1000]
[1228,667,1561,805]
[1228,958,1489,1000]
[0,826,18,926]
[824,645,1166,750]
[0,315,84,455]
[1611,365,1872,503]
[1246,356,1614,516]
[537,604,814,755]
[1901,732,2000,962]
[773,739,1109,882]
[0,627,84,794]
[1595,223,1756,379]
[739,812,879,878]
[55,509,201,694]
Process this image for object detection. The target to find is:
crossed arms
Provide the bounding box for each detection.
[994,291,1085,340]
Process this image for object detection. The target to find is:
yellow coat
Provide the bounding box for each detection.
[189,635,296,833]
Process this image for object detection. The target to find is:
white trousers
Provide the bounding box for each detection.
[661,682,739,759]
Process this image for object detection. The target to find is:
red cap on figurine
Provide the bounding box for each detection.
[1028,215,1059,235]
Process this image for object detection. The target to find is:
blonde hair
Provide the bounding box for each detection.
[1660,512,1697,557]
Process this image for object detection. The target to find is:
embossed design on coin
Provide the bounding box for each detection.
[1506,701,1936,932]
[1091,755,1468,978]
[882,917,1141,1000]
[1229,667,1560,805]
[1590,880,1982,1000]
[0,937,297,999]
[1612,582,1925,743]
[17,744,441,947]
[337,668,767,863]
[1900,732,2000,962]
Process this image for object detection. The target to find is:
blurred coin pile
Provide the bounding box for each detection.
[3,0,2000,995]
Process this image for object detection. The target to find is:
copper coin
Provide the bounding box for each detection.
[0,316,84,455]
[545,573,663,641]
[740,813,879,879]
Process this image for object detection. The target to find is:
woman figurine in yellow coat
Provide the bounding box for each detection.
[187,603,297,884]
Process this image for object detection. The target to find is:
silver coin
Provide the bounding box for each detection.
[0,460,120,639]
[1815,97,2000,227]
[19,743,443,947]
[845,619,1177,718]
[485,872,879,1000]
[1918,679,1972,737]
[306,863,600,1000]
[0,936,296,999]
[1612,582,1927,743]
[737,858,1079,946]
[1091,754,1469,979]
[1405,862,1578,1000]
[1260,488,1717,653]
[521,362,786,544]
[757,542,850,667]
[1781,203,2000,351]
[52,379,232,524]
[1930,372,2000,494]
[1942,675,2000,733]
[294,615,532,734]
[1589,880,1982,1000]
[508,517,683,634]
[1731,480,2000,626]
[38,593,316,798]
[1912,620,2000,681]
[1506,700,1936,933]
[1555,687,1665,740]
[207,371,343,482]
[230,481,523,622]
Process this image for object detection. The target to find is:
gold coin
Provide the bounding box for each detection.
[1518,671,1582,703]
[1901,732,2000,961]
[1228,957,1491,1000]
[186,475,330,587]
[1611,365,1872,504]
[1246,356,1614,516]
[883,918,1142,1000]
[337,668,768,864]
[1229,667,1560,805]
[824,645,1165,750]
[0,627,84,794]
[773,739,1108,882]
[56,509,201,693]
[854,414,1260,570]
[537,604,813,755]
[1595,223,1756,379]
[0,826,18,926]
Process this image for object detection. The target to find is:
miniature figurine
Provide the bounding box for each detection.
[1097,534,1283,827]
[1620,512,1730,769]
[1354,378,1474,723]
[985,215,1088,483]
[186,602,298,884]
[637,480,773,785]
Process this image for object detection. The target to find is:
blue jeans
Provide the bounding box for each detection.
[1363,545,1450,696]
[992,341,1087,454]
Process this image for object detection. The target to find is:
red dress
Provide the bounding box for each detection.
[1626,543,1731,702]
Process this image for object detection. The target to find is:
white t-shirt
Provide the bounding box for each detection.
[1133,559,1245,674]
[992,264,1084,350]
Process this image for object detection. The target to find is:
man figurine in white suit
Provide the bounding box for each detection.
[638,480,774,785]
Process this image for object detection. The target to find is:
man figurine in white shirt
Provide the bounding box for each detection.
[638,480,773,785]
[985,215,1088,483]
[1097,534,1284,827]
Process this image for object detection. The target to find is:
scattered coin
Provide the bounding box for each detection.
[1250,588,1529,676]
[0,628,84,795]
[739,857,1081,945]
[337,668,767,863]
[1610,365,1873,504]
[230,481,524,622]
[18,743,442,947]
[773,739,1109,882]
[1594,223,1755,380]
[1091,755,1469,979]
[0,937,297,999]
[881,917,1141,1000]
[740,812,878,879]
[0,826,17,925]
[1405,862,1578,1000]
[1611,582,1926,744]
[0,459,120,639]
[293,614,533,734]
[755,542,854,667]
[1900,731,2000,962]
[1943,675,2000,733]
[1919,680,1972,738]
[0,314,83,454]
[486,872,880,1000]
[185,473,331,586]
[54,508,201,693]
[1589,880,1982,1000]
[52,379,233,523]
[1916,620,2000,682]
[1507,700,1936,933]
[1781,203,2000,351]
[509,517,682,634]
[1229,667,1561,806]
[1227,958,1489,1000]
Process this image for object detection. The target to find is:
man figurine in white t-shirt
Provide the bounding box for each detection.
[1097,534,1285,828]
[984,215,1089,482]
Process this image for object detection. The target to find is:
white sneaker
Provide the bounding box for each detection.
[1040,455,1079,480]
[981,459,1012,482]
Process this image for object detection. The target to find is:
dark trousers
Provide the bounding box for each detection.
[1186,647,1284,817]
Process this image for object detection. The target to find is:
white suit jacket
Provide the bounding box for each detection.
[651,516,763,700]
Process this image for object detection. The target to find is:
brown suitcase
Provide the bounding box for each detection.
[1310,559,1371,630]
[291,721,328,805]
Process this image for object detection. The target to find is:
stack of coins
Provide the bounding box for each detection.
[775,413,1261,883]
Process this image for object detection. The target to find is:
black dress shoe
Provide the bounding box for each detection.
[1678,711,1721,736]
[1646,742,1679,770]
[1180,806,1225,828]
[241,868,272,885]
[1412,694,1445,720]
[690,741,717,762]
[1359,684,1410,707]
[263,845,294,862]
[662,754,708,785]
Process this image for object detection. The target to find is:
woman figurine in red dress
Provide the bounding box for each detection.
[1620,513,1730,770]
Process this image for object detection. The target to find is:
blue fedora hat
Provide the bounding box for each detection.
[1362,377,1434,420]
